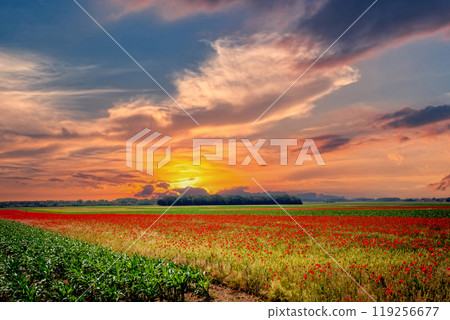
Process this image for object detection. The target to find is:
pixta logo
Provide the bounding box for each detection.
[126,130,324,175]
[126,128,172,175]
[192,139,325,166]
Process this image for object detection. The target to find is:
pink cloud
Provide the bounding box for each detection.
[428,174,450,192]
[107,0,241,20]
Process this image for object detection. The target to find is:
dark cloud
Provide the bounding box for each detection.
[218,186,253,196]
[116,173,136,179]
[299,0,450,64]
[71,172,140,185]
[381,105,450,128]
[156,182,170,189]
[217,186,288,197]
[112,0,450,69]
[75,180,101,189]
[312,134,352,153]
[0,165,43,174]
[48,178,64,182]
[61,127,79,138]
[289,134,352,155]
[0,128,88,141]
[0,144,60,159]
[69,146,122,158]
[0,176,33,186]
[134,184,155,198]
[153,190,179,198]
[2,176,33,181]
[428,174,450,192]
[173,187,209,196]
[72,173,109,182]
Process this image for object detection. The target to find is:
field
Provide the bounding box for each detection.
[0,203,449,302]
[0,219,210,301]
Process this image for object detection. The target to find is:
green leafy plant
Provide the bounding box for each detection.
[0,220,211,301]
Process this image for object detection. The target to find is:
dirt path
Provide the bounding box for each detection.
[186,284,261,302]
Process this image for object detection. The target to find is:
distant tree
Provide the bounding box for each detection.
[156,194,302,206]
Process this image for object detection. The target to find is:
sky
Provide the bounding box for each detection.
[0,0,449,201]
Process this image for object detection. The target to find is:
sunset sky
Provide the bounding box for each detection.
[0,0,449,201]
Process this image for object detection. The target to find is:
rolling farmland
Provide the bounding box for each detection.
[0,203,449,302]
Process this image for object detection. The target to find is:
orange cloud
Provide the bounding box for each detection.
[106,0,240,21]
[428,174,450,192]
[387,152,404,166]
[175,33,359,128]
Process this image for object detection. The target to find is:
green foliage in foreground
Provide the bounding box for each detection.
[0,220,210,301]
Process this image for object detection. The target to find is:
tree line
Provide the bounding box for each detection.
[0,195,302,208]
[0,198,157,208]
[157,194,302,206]
[2,196,448,208]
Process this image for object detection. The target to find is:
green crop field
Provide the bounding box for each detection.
[0,219,210,302]
[11,202,450,218]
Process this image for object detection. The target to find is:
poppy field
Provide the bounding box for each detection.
[0,204,449,302]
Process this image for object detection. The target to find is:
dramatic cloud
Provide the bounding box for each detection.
[107,0,241,20]
[311,135,352,153]
[107,0,325,22]
[428,174,450,192]
[69,146,122,158]
[156,182,170,189]
[108,0,450,66]
[2,2,449,201]
[176,33,359,126]
[173,187,209,196]
[99,0,450,134]
[217,186,252,196]
[0,51,63,138]
[381,105,450,128]
[71,172,144,188]
[134,184,155,198]
[298,0,450,64]
[0,50,57,90]
[72,173,110,183]
[0,50,127,141]
[0,145,61,160]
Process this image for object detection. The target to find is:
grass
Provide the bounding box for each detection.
[0,219,211,301]
[11,202,450,218]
